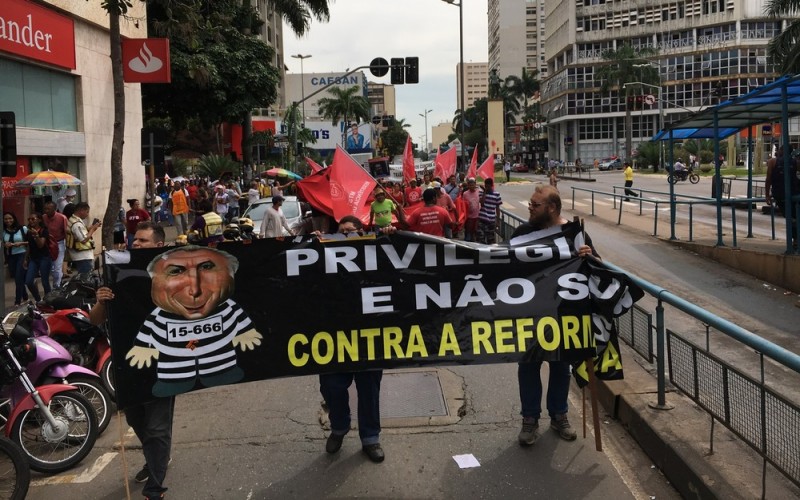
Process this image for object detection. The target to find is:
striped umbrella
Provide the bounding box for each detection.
[14,170,83,188]
[262,167,303,181]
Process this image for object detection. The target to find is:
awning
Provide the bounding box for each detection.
[653,74,800,141]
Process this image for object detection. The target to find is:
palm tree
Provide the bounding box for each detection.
[595,44,659,161]
[317,86,372,146]
[272,0,331,36]
[766,0,800,74]
[504,68,539,116]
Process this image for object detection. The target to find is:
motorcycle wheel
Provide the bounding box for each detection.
[667,174,677,184]
[65,376,112,434]
[100,358,116,401]
[10,391,98,473]
[689,173,700,184]
[0,437,29,500]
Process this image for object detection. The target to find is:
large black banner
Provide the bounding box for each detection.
[106,227,642,408]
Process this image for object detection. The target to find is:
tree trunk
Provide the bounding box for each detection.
[102,10,125,250]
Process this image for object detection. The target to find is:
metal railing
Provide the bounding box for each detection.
[497,208,800,495]
[568,185,783,246]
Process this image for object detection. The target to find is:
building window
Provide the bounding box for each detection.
[0,59,77,131]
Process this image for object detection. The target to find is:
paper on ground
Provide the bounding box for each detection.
[452,454,480,468]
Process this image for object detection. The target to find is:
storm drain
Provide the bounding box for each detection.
[349,370,448,418]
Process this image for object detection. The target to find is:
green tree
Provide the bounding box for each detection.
[317,86,372,146]
[381,119,411,157]
[595,44,659,163]
[504,68,539,119]
[766,0,800,74]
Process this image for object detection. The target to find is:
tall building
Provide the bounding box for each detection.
[367,83,397,120]
[540,0,792,162]
[254,0,286,118]
[457,62,491,110]
[0,0,147,229]
[488,0,548,83]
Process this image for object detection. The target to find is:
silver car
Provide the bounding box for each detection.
[242,196,311,236]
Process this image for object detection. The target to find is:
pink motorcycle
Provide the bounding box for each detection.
[0,310,99,473]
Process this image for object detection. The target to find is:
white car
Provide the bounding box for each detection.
[242,196,311,236]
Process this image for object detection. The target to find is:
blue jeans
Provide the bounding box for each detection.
[25,255,52,302]
[518,360,571,419]
[72,259,94,274]
[51,240,66,288]
[320,371,382,445]
[125,397,175,499]
[6,253,28,303]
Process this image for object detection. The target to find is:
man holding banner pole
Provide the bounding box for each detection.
[510,185,599,446]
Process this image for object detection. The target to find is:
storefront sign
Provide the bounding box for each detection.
[122,38,171,83]
[0,0,75,70]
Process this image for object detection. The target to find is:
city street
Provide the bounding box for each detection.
[22,175,800,499]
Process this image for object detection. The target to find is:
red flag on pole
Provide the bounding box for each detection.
[467,146,478,179]
[476,154,495,182]
[295,168,333,217]
[329,146,377,222]
[434,147,457,181]
[402,136,416,184]
[305,157,323,173]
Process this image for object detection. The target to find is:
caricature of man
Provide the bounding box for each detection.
[126,245,262,398]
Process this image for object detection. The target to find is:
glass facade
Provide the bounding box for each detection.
[0,59,77,131]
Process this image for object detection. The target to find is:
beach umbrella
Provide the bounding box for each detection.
[15,170,83,188]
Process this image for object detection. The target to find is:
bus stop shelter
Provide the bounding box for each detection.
[652,74,800,252]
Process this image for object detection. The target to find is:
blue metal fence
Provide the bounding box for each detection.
[497,208,800,495]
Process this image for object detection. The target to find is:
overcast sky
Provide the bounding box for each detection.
[283,0,489,148]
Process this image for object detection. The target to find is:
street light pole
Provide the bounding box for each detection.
[443,0,465,173]
[624,79,665,168]
[291,54,312,126]
[419,109,432,152]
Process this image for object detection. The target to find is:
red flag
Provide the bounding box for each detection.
[434,147,457,181]
[476,154,495,182]
[467,146,478,179]
[305,157,323,173]
[329,146,377,222]
[402,136,416,184]
[295,168,333,217]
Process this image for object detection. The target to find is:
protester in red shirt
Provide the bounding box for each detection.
[403,188,452,237]
[125,199,151,249]
[434,186,457,238]
[404,178,423,207]
[43,201,68,288]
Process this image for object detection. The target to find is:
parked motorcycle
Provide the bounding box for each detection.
[667,165,700,184]
[2,305,112,434]
[43,307,114,401]
[0,311,99,473]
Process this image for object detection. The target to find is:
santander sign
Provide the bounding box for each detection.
[0,0,76,70]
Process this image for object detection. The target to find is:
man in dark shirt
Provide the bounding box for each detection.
[510,185,598,447]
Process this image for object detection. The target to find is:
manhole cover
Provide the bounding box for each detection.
[349,370,448,418]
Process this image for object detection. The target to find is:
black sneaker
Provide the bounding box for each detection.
[362,443,385,463]
[135,464,150,483]
[326,433,344,454]
[135,458,172,483]
[518,417,539,446]
[550,413,577,441]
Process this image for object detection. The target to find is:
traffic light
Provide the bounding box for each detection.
[390,58,405,85]
[625,95,645,110]
[405,57,419,84]
[0,112,17,178]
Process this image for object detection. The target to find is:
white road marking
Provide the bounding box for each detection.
[30,452,117,486]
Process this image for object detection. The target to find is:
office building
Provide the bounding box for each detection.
[540,0,793,162]
[488,0,548,83]
[457,62,491,110]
